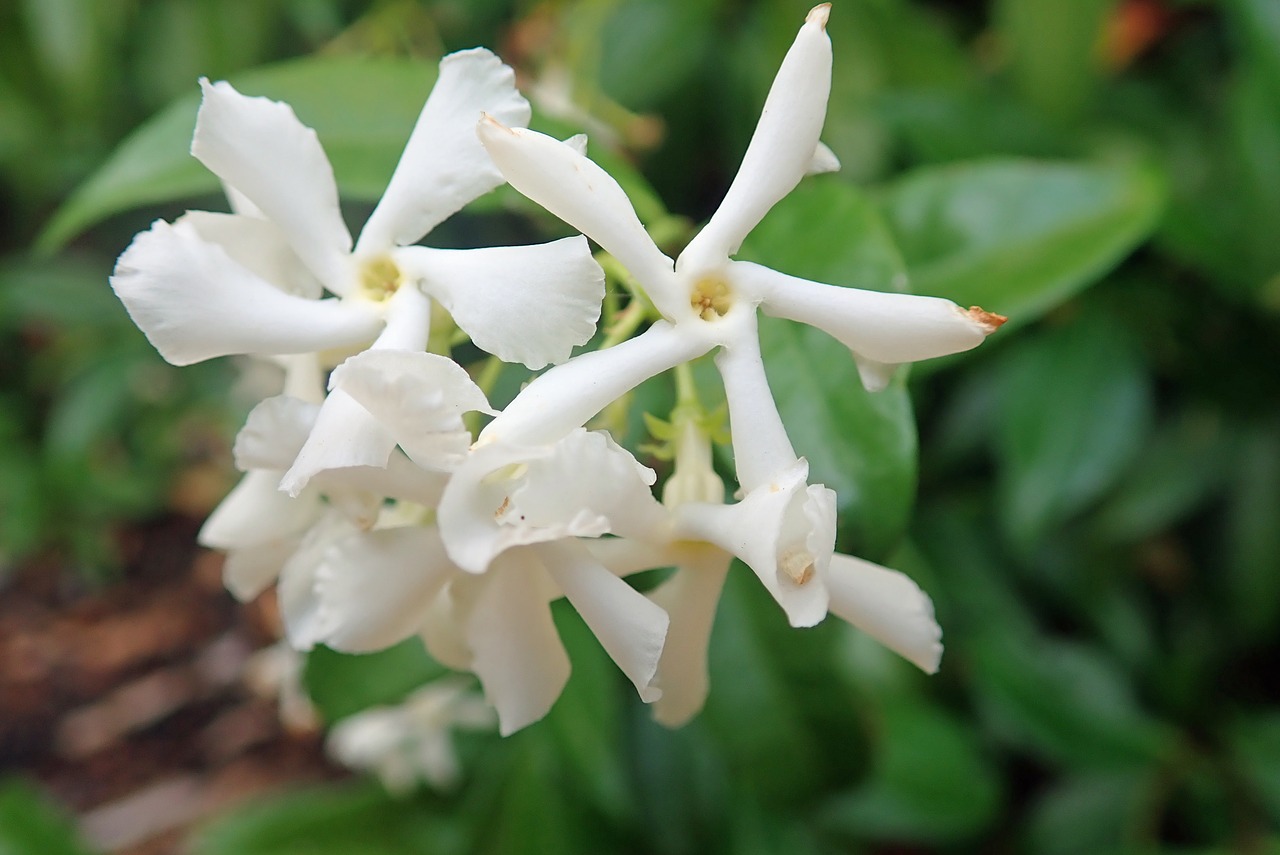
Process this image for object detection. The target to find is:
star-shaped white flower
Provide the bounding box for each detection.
[112,48,605,374]
[473,4,1004,481]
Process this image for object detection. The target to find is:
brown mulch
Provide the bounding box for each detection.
[0,515,345,855]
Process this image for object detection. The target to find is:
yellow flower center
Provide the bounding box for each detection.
[357,255,403,302]
[689,274,734,321]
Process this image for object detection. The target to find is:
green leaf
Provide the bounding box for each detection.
[305,639,447,723]
[541,602,630,822]
[1092,406,1233,541]
[0,780,95,855]
[820,699,1002,844]
[739,178,917,558]
[994,311,1153,546]
[1223,421,1280,642]
[39,55,439,252]
[193,781,461,855]
[1024,769,1153,855]
[1227,712,1280,826]
[969,634,1177,770]
[878,159,1165,326]
[994,0,1113,121]
[701,569,825,805]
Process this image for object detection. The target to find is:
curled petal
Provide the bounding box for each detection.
[312,454,451,514]
[678,9,832,272]
[111,220,381,366]
[539,541,669,703]
[199,469,321,551]
[480,321,711,447]
[466,555,569,735]
[674,459,834,628]
[733,261,999,389]
[438,429,664,574]
[331,350,494,471]
[807,141,840,176]
[647,549,732,727]
[476,119,681,314]
[310,526,458,653]
[233,396,320,472]
[280,390,398,498]
[192,80,354,294]
[826,553,943,674]
[176,210,322,298]
[278,511,354,650]
[222,536,303,602]
[396,237,603,369]
[357,48,531,253]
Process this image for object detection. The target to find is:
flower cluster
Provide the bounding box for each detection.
[112,5,1004,737]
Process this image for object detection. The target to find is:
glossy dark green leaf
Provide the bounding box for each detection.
[541,602,630,822]
[739,178,917,558]
[701,568,824,805]
[820,699,1001,844]
[39,56,439,252]
[0,779,95,855]
[969,634,1176,770]
[995,312,1153,546]
[878,159,1165,326]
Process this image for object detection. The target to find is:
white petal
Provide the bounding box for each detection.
[476,119,682,314]
[221,536,303,602]
[647,551,731,726]
[539,541,669,703]
[192,79,354,294]
[367,281,433,352]
[419,581,475,671]
[438,429,664,574]
[356,49,531,254]
[199,469,321,550]
[280,390,399,497]
[466,555,570,735]
[826,553,943,674]
[678,9,832,271]
[395,236,604,369]
[233,396,320,471]
[278,511,354,649]
[713,315,798,493]
[479,320,711,447]
[312,453,451,511]
[176,210,323,298]
[311,526,457,653]
[733,260,1002,386]
[331,349,493,471]
[807,141,840,176]
[111,220,381,365]
[674,460,834,628]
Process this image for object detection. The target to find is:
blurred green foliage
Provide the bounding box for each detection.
[3,0,1279,852]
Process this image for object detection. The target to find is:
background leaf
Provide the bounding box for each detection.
[877,159,1165,325]
[39,55,439,252]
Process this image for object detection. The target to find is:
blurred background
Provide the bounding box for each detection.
[1,0,1279,852]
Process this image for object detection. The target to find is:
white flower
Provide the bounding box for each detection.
[474,4,1004,476]
[112,48,605,374]
[326,677,496,794]
[586,416,942,727]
